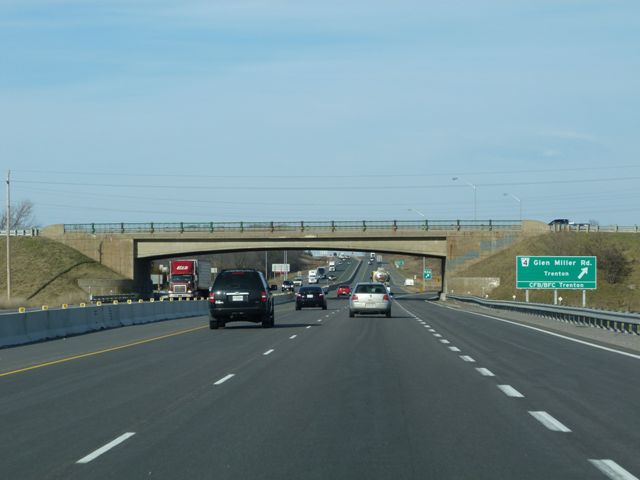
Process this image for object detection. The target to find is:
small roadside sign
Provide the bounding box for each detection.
[272,264,290,273]
[423,269,432,280]
[516,256,597,289]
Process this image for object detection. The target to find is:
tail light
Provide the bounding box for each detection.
[383,294,389,301]
[208,292,215,303]
[352,294,358,301]
[260,291,268,303]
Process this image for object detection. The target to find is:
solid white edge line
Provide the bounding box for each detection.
[214,374,235,386]
[449,346,461,352]
[432,302,640,361]
[528,411,572,432]
[476,367,495,376]
[497,385,525,398]
[589,459,639,480]
[460,355,476,362]
[263,349,274,356]
[76,432,136,464]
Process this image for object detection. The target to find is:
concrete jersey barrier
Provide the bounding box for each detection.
[0,301,209,349]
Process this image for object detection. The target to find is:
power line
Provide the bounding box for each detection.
[14,176,640,191]
[11,164,640,180]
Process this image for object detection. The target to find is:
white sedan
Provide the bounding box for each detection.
[349,282,392,318]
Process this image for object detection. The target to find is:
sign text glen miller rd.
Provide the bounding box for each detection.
[516,256,597,290]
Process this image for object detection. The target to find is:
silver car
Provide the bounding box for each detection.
[349,282,391,318]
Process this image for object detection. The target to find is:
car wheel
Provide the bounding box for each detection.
[209,319,219,330]
[349,310,355,318]
[262,312,273,328]
[386,310,391,318]
[322,304,327,310]
[295,304,301,310]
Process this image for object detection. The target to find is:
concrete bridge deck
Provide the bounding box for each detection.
[42,220,550,294]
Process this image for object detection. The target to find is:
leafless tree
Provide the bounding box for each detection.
[1,199,37,230]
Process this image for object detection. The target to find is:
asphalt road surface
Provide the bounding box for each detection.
[1,262,638,479]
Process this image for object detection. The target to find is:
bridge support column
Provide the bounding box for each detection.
[440,256,448,301]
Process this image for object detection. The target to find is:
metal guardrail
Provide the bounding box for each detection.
[90,293,141,303]
[551,224,640,233]
[448,294,640,335]
[0,229,40,236]
[63,220,522,234]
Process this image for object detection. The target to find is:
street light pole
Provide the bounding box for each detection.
[452,177,477,221]
[5,170,11,302]
[503,193,522,222]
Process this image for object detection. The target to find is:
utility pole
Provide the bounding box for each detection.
[6,170,11,302]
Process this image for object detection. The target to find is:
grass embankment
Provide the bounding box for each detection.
[0,237,125,308]
[457,233,640,312]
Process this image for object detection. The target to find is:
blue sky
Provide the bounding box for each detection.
[1,0,639,226]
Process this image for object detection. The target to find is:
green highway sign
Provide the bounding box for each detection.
[395,260,405,268]
[423,269,432,280]
[516,256,597,290]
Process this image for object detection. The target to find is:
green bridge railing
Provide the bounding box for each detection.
[63,220,522,234]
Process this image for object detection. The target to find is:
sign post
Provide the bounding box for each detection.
[423,268,432,291]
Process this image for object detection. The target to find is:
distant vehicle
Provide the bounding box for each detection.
[317,267,327,279]
[367,260,373,265]
[548,218,570,225]
[336,285,352,298]
[349,282,391,318]
[327,274,337,281]
[370,252,376,260]
[208,269,277,329]
[295,286,327,310]
[308,269,318,284]
[292,276,303,287]
[281,280,295,292]
[168,259,211,299]
[372,268,390,283]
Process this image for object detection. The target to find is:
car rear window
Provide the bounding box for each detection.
[213,271,263,290]
[299,287,321,294]
[355,284,386,294]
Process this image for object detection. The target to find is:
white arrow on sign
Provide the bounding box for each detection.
[578,267,588,279]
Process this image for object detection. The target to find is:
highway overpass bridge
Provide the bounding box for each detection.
[42,219,550,296]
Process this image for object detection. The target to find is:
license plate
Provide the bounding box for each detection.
[232,295,244,301]
[307,294,314,298]
[365,303,375,308]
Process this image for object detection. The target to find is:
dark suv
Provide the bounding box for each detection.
[208,269,276,329]
[295,286,327,310]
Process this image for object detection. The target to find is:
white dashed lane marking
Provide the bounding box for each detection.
[433,333,442,338]
[76,433,136,464]
[460,355,476,363]
[263,349,274,356]
[497,385,524,398]
[589,460,639,480]
[476,368,495,377]
[439,339,450,344]
[290,335,298,339]
[528,411,572,432]
[214,374,235,386]
[449,347,461,352]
